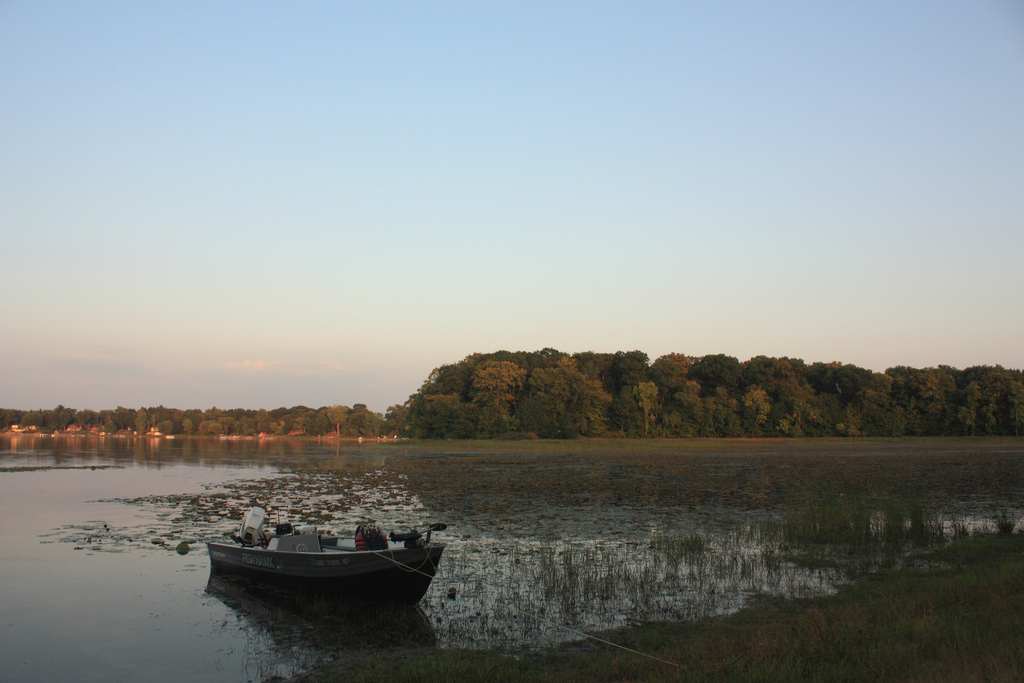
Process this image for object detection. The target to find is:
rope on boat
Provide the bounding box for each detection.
[553,625,680,668]
[369,548,438,576]
[369,549,681,669]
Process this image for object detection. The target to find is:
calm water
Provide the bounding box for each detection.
[0,437,370,682]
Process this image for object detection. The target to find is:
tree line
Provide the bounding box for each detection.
[0,403,405,438]
[403,349,1024,438]
[4,349,1023,439]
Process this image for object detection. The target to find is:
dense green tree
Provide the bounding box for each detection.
[384,404,408,435]
[198,420,222,435]
[470,360,526,436]
[958,382,982,435]
[650,354,693,395]
[1009,382,1024,436]
[406,394,477,438]
[572,351,616,385]
[888,366,956,435]
[742,385,771,434]
[305,411,331,436]
[325,405,349,438]
[659,379,703,436]
[610,351,650,393]
[633,381,659,437]
[689,354,741,393]
[519,360,609,438]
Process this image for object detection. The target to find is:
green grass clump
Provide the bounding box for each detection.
[778,497,944,549]
[649,532,706,566]
[995,511,1017,535]
[757,494,948,572]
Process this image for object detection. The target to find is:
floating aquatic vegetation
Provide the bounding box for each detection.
[47,467,430,554]
[0,465,124,473]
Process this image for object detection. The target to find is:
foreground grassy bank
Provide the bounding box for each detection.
[306,535,1024,682]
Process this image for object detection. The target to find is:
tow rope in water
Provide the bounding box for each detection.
[370,549,681,669]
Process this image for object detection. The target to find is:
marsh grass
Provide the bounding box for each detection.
[761,494,949,572]
[995,510,1018,535]
[317,535,1024,683]
[426,527,842,650]
[422,490,1016,652]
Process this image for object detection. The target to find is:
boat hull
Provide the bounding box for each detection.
[207,542,444,604]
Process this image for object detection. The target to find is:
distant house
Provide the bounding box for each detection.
[146,427,163,437]
[66,424,83,433]
[9,424,23,433]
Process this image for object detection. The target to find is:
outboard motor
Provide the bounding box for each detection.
[389,523,447,548]
[389,529,423,549]
[238,507,267,546]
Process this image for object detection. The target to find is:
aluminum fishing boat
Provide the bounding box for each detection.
[207,507,445,604]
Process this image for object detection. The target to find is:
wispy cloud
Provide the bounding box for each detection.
[223,359,274,372]
[53,351,151,376]
[222,359,346,375]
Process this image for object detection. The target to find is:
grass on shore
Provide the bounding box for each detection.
[305,534,1024,682]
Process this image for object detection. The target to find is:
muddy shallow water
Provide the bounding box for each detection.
[2,435,1022,682]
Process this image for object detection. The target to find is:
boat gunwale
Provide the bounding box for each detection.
[206,540,445,558]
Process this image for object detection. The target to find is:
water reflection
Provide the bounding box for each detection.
[205,574,436,677]
[0,433,389,471]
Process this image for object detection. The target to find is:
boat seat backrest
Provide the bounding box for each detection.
[271,534,321,553]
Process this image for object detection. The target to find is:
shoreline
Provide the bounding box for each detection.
[0,431,399,444]
[2,432,1022,443]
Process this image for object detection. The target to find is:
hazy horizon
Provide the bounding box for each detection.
[3,2,1022,412]
[4,346,1024,414]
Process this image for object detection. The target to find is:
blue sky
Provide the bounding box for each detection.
[2,1,1022,410]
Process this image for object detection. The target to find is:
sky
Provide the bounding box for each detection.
[2,1,1023,411]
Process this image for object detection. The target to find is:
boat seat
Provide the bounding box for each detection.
[267,534,321,553]
[318,537,356,551]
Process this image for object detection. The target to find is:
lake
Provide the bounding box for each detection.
[3,435,1022,681]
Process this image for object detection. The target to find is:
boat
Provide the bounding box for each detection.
[207,507,446,605]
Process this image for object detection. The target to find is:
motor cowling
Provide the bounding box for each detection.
[238,507,266,546]
[389,529,422,548]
